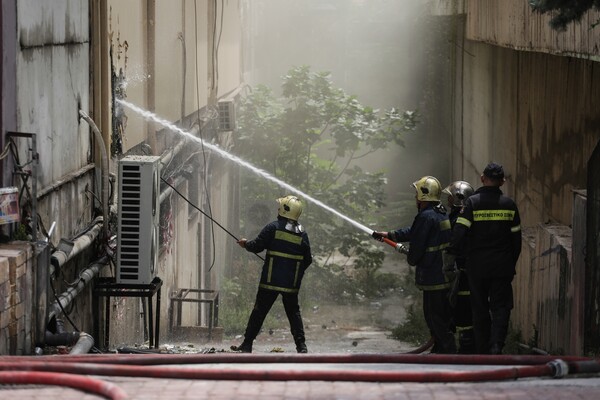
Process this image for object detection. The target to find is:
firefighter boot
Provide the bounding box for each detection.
[231,340,253,353]
[458,329,476,354]
[296,342,308,353]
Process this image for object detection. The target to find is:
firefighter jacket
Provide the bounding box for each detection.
[448,207,467,270]
[448,186,522,278]
[388,204,452,290]
[244,217,312,294]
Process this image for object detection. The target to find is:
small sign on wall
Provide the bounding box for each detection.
[0,187,20,225]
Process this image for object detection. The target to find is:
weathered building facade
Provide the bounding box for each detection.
[434,0,600,354]
[1,0,243,354]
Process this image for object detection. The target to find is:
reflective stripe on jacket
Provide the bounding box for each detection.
[245,217,312,293]
[389,204,452,289]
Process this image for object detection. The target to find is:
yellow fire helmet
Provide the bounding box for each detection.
[442,181,474,207]
[277,195,303,221]
[412,176,442,202]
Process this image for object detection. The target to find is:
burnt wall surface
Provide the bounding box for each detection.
[452,41,600,228]
[447,11,600,355]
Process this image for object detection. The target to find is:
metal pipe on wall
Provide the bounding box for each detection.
[145,0,157,153]
[49,218,103,276]
[34,242,51,348]
[79,110,109,240]
[47,257,108,321]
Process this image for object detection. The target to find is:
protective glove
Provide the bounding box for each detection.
[395,243,409,255]
[442,251,457,281]
[371,231,385,242]
[442,251,456,270]
[442,263,458,282]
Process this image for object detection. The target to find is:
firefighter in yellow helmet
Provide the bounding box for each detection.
[372,176,456,353]
[442,180,476,354]
[233,195,312,353]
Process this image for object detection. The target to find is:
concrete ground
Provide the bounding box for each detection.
[2,327,600,399]
[3,258,599,398]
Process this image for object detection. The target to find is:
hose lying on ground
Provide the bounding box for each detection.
[0,371,128,400]
[0,353,589,366]
[1,356,599,383]
[0,359,572,382]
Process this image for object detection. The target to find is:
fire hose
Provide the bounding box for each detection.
[0,358,583,383]
[370,233,432,352]
[0,371,128,400]
[0,353,590,366]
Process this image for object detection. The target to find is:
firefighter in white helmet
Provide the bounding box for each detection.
[442,180,475,354]
[233,195,312,353]
[372,176,456,354]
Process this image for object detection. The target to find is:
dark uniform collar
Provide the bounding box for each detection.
[476,186,503,195]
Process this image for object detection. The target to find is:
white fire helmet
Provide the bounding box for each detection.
[412,176,442,202]
[277,195,303,221]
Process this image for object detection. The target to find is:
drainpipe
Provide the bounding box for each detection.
[49,217,103,277]
[159,175,186,205]
[68,333,95,355]
[145,0,157,153]
[46,258,108,355]
[48,257,108,321]
[79,110,109,240]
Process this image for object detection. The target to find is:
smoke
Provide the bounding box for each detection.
[242,0,449,215]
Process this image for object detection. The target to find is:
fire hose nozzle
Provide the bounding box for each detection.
[395,243,408,255]
[380,237,408,254]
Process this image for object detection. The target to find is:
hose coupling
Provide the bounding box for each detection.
[548,359,569,378]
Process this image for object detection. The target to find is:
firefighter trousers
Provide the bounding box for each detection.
[243,287,306,346]
[468,274,514,354]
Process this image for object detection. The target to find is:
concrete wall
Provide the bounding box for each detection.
[15,0,93,241]
[104,0,243,348]
[446,3,600,354]
[109,0,242,152]
[0,0,97,356]
[0,0,243,353]
[452,40,600,228]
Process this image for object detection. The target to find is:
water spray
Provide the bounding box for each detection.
[118,99,376,237]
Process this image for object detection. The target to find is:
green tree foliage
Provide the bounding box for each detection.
[529,0,600,30]
[234,66,417,299]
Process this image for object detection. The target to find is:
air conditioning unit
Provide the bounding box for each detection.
[117,155,161,284]
[218,100,236,131]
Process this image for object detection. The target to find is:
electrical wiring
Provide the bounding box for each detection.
[194,0,219,272]
[161,177,264,262]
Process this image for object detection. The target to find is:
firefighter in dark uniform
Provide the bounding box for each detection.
[373,176,456,354]
[442,180,476,354]
[444,163,522,355]
[233,195,312,353]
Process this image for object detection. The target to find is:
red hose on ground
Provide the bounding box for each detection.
[0,370,128,399]
[0,359,577,383]
[404,336,434,354]
[0,353,589,366]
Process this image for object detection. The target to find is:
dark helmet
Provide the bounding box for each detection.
[442,181,474,207]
